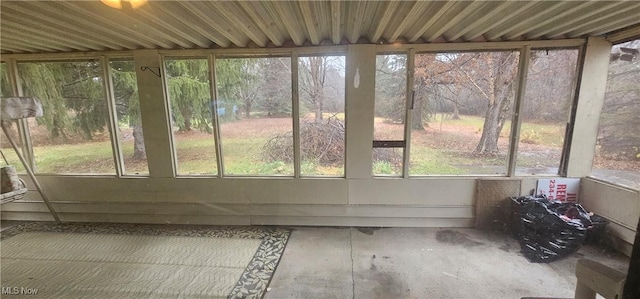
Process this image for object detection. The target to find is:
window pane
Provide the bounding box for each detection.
[516,49,579,175]
[109,59,149,175]
[17,61,115,174]
[591,39,640,190]
[165,58,218,175]
[217,57,293,176]
[410,51,519,175]
[0,62,10,96]
[374,54,406,176]
[0,63,26,173]
[298,55,345,177]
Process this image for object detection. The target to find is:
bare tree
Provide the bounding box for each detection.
[299,56,342,122]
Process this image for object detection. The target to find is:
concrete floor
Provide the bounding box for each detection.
[1,222,629,298]
[265,227,630,299]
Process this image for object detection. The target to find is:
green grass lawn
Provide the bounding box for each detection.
[4,116,566,176]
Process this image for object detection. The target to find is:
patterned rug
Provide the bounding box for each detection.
[1,222,290,299]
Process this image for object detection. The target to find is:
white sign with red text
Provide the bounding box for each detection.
[536,178,580,203]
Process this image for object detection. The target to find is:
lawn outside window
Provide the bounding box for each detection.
[216,56,294,177]
[107,58,149,176]
[165,57,219,176]
[15,60,116,175]
[297,55,346,177]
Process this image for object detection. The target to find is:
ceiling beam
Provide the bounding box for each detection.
[589,15,640,38]
[407,1,454,42]
[446,1,510,42]
[464,1,538,41]
[504,1,593,40]
[106,4,193,48]
[264,1,306,46]
[215,2,269,47]
[1,34,68,52]
[237,2,285,46]
[606,24,640,44]
[178,1,246,47]
[299,1,321,45]
[330,0,342,44]
[388,1,431,42]
[485,1,566,40]
[130,5,210,48]
[1,23,93,52]
[155,2,229,48]
[346,1,368,43]
[0,19,103,53]
[15,2,137,50]
[549,3,640,38]
[2,4,124,51]
[368,1,399,44]
[58,2,173,49]
[424,2,486,42]
[526,2,622,39]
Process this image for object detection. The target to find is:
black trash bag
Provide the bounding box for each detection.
[514,196,594,263]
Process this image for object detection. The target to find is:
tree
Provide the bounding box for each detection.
[235,59,260,118]
[521,50,577,122]
[375,55,406,123]
[299,56,344,122]
[470,52,519,154]
[257,57,292,117]
[110,60,146,160]
[413,53,467,130]
[17,61,106,142]
[165,59,211,132]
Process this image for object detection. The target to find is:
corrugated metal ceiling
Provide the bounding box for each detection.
[1,1,639,54]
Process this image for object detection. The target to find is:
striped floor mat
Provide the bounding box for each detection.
[1,223,290,299]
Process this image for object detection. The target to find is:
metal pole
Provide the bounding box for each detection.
[1,122,61,223]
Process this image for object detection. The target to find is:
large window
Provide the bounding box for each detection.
[373,54,406,176]
[298,55,346,177]
[410,51,519,175]
[516,49,579,175]
[109,59,149,175]
[17,61,115,174]
[165,58,218,175]
[591,39,640,190]
[0,62,25,173]
[217,57,294,176]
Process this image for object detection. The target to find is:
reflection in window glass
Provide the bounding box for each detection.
[17,61,115,174]
[374,54,406,176]
[298,55,345,177]
[516,49,578,175]
[0,63,10,97]
[217,57,293,176]
[109,59,149,175]
[0,63,26,173]
[165,58,218,175]
[591,39,640,190]
[410,51,519,175]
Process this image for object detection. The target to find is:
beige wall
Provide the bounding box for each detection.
[580,178,640,256]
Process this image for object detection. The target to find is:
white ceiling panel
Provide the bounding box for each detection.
[1,1,639,54]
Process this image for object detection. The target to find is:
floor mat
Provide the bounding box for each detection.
[1,222,290,299]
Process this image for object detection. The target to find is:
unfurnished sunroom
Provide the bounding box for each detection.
[0,1,639,298]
